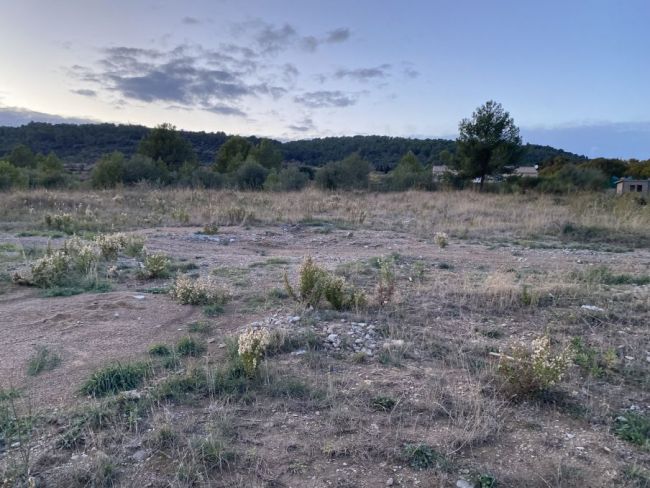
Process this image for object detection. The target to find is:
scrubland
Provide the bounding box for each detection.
[0,188,649,487]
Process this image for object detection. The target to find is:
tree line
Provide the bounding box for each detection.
[1,103,648,193]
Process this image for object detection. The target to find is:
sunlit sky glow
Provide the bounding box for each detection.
[1,0,649,158]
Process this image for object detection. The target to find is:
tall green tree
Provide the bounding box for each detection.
[249,139,282,170]
[137,123,196,172]
[455,100,522,189]
[214,136,252,173]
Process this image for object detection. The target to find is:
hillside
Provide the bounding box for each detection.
[0,122,586,171]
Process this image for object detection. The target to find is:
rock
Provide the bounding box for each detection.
[291,349,307,356]
[386,478,394,486]
[456,481,474,488]
[327,334,339,343]
[132,295,145,300]
[131,449,150,462]
[581,305,604,312]
[121,390,141,400]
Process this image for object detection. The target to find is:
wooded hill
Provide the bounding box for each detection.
[0,122,585,172]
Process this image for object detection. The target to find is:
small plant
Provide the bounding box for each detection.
[475,473,498,488]
[371,395,397,411]
[194,436,236,471]
[176,336,207,357]
[44,212,75,234]
[123,235,146,257]
[202,222,219,235]
[27,346,61,376]
[188,321,210,334]
[285,257,366,310]
[571,337,613,377]
[238,328,271,377]
[434,231,449,249]
[323,276,367,311]
[80,361,151,397]
[170,275,230,305]
[142,253,170,279]
[497,335,572,397]
[614,412,650,448]
[376,257,396,305]
[401,443,448,471]
[203,304,225,317]
[95,233,128,260]
[148,344,172,357]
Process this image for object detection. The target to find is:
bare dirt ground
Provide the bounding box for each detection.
[0,190,649,487]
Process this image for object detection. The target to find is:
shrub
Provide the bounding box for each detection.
[614,412,650,448]
[44,212,75,234]
[371,396,397,411]
[401,443,448,471]
[376,257,396,306]
[80,361,151,397]
[238,328,271,377]
[176,336,207,357]
[0,160,28,190]
[315,153,371,190]
[434,232,449,249]
[95,233,127,260]
[170,275,230,305]
[235,159,268,190]
[497,335,572,397]
[264,166,309,191]
[148,344,172,357]
[323,276,367,311]
[284,257,366,310]
[123,235,146,257]
[27,346,61,376]
[28,237,99,288]
[91,152,125,189]
[142,253,170,279]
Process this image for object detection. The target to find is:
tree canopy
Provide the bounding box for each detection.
[455,100,522,189]
[137,123,197,171]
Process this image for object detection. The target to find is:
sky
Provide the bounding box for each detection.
[1,0,649,159]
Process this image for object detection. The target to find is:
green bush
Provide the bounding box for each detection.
[614,412,650,448]
[315,153,371,190]
[80,362,151,397]
[149,344,172,357]
[235,159,269,190]
[0,160,28,190]
[176,336,207,357]
[264,166,309,191]
[142,253,170,279]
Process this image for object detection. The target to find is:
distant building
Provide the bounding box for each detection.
[616,178,650,195]
[513,165,539,177]
[431,165,457,180]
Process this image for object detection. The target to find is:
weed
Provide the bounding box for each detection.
[497,336,572,397]
[26,346,61,376]
[623,465,650,487]
[203,304,224,317]
[175,336,207,357]
[141,253,170,279]
[434,232,449,248]
[194,436,236,471]
[401,443,449,471]
[614,412,650,448]
[371,396,397,411]
[170,275,230,305]
[188,321,212,334]
[80,361,151,397]
[202,222,219,235]
[148,344,172,357]
[475,473,498,488]
[238,328,271,377]
[376,257,396,305]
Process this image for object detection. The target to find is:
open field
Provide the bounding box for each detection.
[1,189,649,487]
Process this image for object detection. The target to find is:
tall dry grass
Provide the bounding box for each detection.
[0,188,648,240]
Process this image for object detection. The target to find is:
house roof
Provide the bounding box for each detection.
[616,178,650,185]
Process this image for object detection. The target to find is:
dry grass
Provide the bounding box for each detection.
[0,188,648,487]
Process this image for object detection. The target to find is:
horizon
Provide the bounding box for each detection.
[2,0,650,159]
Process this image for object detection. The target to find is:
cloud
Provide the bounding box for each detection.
[205,104,247,117]
[73,43,287,116]
[403,67,420,78]
[0,105,96,126]
[182,16,200,25]
[294,90,357,108]
[71,88,97,97]
[288,116,316,132]
[325,28,351,43]
[234,20,350,54]
[334,64,391,82]
[255,23,297,54]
